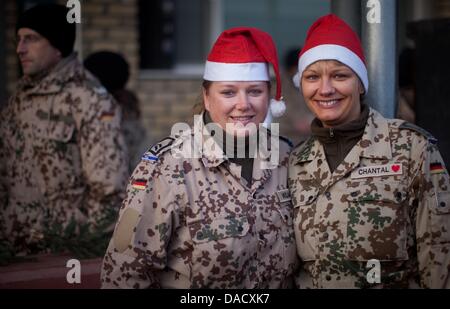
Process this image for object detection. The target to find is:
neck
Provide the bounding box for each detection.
[203,112,256,159]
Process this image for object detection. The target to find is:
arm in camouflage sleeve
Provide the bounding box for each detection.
[101,158,179,288]
[74,89,129,227]
[0,105,9,241]
[0,108,7,208]
[413,136,450,288]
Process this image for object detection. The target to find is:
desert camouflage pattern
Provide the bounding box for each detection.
[289,108,450,288]
[0,53,129,254]
[101,115,297,288]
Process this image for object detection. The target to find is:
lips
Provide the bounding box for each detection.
[230,115,255,125]
[315,99,342,108]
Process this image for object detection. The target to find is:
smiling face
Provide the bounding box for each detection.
[203,81,270,137]
[301,60,364,128]
[16,28,62,77]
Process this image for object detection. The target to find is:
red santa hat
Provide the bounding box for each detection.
[293,14,369,93]
[204,27,286,120]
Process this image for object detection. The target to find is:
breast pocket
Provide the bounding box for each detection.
[430,191,450,244]
[33,119,81,198]
[345,180,409,261]
[187,215,253,287]
[292,186,319,261]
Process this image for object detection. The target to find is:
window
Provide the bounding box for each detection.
[138,0,329,77]
[139,0,217,75]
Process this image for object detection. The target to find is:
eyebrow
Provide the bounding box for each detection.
[17,33,41,39]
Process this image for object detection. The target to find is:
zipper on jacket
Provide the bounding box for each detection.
[329,128,334,138]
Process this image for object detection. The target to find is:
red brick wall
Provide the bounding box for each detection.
[81,0,139,90]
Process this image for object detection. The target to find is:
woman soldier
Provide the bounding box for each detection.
[289,14,450,288]
[101,27,297,288]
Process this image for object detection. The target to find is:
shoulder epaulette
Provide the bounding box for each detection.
[141,137,175,162]
[86,78,108,97]
[297,136,316,159]
[399,122,438,144]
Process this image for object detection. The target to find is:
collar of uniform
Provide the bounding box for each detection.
[195,112,229,168]
[20,53,80,96]
[358,108,393,160]
[293,136,321,164]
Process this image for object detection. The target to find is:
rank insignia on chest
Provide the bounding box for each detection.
[131,179,147,190]
[276,189,291,203]
[351,163,403,179]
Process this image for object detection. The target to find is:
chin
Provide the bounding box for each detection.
[226,127,256,138]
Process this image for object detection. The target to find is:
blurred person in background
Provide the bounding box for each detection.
[280,47,314,144]
[0,4,128,264]
[84,51,150,173]
[396,47,416,123]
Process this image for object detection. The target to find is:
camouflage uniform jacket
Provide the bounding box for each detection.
[0,53,129,254]
[289,108,450,288]
[101,115,298,288]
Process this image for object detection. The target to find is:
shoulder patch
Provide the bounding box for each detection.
[142,137,175,162]
[399,122,437,144]
[279,135,293,148]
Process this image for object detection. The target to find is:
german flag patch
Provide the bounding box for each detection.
[100,111,115,122]
[430,162,446,174]
[131,179,147,190]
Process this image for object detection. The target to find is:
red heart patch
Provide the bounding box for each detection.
[392,164,400,172]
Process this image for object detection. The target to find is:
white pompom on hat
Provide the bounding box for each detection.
[293,14,369,93]
[203,27,285,125]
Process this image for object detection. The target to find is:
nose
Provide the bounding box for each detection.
[235,92,251,111]
[318,77,335,96]
[16,39,27,55]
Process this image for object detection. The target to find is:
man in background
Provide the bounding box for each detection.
[0,4,128,263]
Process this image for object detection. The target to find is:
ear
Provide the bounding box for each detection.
[359,81,365,95]
[203,88,211,112]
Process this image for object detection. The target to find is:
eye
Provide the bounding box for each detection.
[248,88,263,96]
[303,74,319,81]
[220,90,235,97]
[333,73,349,80]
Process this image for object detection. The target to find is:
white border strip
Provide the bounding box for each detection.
[295,44,369,92]
[203,61,269,81]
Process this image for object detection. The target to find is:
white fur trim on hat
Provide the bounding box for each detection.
[270,98,286,117]
[292,73,300,89]
[203,61,270,81]
[297,44,369,92]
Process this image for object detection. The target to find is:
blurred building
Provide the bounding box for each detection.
[0,0,330,145]
[0,0,449,149]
